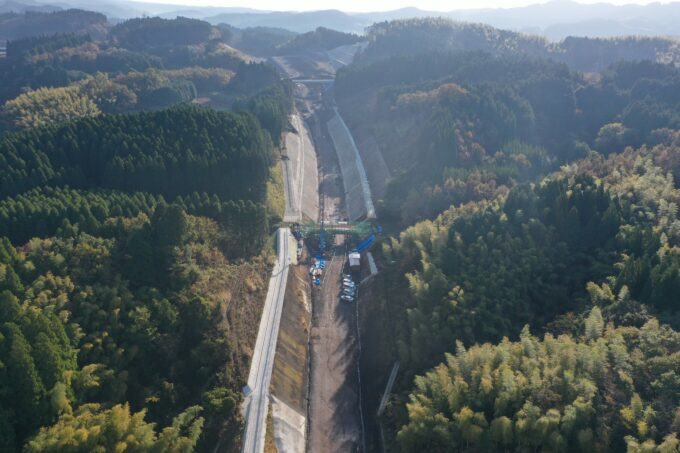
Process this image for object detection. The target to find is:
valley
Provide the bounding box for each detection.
[242,46,369,453]
[2,4,680,453]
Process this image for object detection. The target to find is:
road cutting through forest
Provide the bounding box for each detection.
[241,48,368,453]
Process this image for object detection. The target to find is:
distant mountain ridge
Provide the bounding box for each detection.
[203,1,680,38]
[3,0,680,38]
[451,0,680,39]
[0,8,108,42]
[0,0,60,13]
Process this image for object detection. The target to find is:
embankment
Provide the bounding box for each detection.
[269,265,312,453]
[325,107,376,221]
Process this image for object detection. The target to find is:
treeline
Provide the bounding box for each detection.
[359,18,680,72]
[219,25,298,57]
[110,17,246,71]
[362,18,549,66]
[6,33,92,58]
[0,85,102,130]
[0,104,283,255]
[0,67,243,131]
[0,187,269,257]
[0,16,289,125]
[0,45,284,131]
[337,52,575,223]
[0,42,162,106]
[273,26,362,55]
[381,175,621,370]
[0,187,159,243]
[0,19,257,108]
[0,9,106,43]
[336,51,572,105]
[234,80,293,145]
[584,60,680,148]
[0,106,272,201]
[111,16,214,49]
[219,24,360,57]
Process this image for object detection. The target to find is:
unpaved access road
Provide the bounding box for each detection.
[308,248,361,453]
[306,86,362,452]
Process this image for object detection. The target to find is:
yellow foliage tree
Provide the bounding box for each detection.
[1,86,101,130]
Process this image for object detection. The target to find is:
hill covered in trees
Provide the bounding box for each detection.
[0,11,299,450]
[218,25,298,57]
[111,16,215,49]
[0,15,284,130]
[399,314,680,452]
[336,50,680,225]
[361,130,680,452]
[4,5,680,453]
[0,9,108,43]
[359,18,680,72]
[338,17,680,453]
[0,75,291,451]
[0,107,272,199]
[273,26,363,55]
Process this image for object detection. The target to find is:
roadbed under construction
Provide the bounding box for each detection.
[282,109,319,223]
[306,89,362,452]
[264,54,364,453]
[307,246,362,453]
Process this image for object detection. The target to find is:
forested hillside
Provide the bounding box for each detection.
[0,7,312,450]
[0,16,288,131]
[4,5,680,453]
[342,18,680,453]
[0,9,108,43]
[273,26,362,55]
[0,107,271,200]
[0,9,294,449]
[337,51,680,225]
[111,16,214,48]
[0,6,305,452]
[362,129,680,452]
[218,25,298,57]
[359,18,680,72]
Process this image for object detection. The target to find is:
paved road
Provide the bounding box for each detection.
[241,228,291,453]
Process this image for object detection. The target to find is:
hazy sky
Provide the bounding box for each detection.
[136,0,671,13]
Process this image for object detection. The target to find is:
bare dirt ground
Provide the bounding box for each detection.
[308,248,361,453]
[306,86,362,452]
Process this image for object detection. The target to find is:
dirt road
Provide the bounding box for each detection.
[308,248,361,453]
[305,83,362,452]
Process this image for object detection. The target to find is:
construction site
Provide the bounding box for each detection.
[242,44,382,453]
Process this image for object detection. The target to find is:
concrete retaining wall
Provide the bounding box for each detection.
[326,108,375,221]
